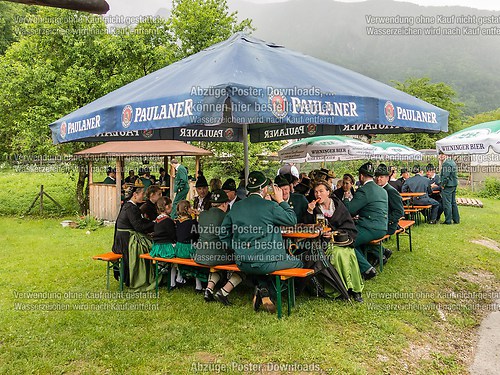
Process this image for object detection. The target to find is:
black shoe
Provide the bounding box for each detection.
[204,288,215,302]
[259,288,276,314]
[362,267,377,280]
[383,249,392,265]
[252,287,262,311]
[214,290,232,306]
[348,290,364,303]
[195,288,204,294]
[441,222,452,225]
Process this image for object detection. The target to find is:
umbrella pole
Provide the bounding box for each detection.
[243,124,249,184]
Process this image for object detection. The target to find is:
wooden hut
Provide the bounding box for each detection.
[74,140,212,220]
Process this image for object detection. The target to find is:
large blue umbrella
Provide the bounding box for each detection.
[49,33,448,146]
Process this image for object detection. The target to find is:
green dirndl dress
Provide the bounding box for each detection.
[120,229,160,291]
[150,242,176,258]
[175,242,208,282]
[325,243,364,295]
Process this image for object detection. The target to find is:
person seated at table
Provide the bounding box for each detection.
[236,170,248,201]
[220,171,301,314]
[390,168,409,193]
[426,163,443,220]
[209,178,222,192]
[402,165,440,224]
[102,167,116,184]
[343,162,388,280]
[194,190,243,305]
[158,167,170,188]
[112,186,155,290]
[124,170,136,184]
[222,178,240,210]
[303,181,363,302]
[294,176,311,197]
[135,168,152,190]
[274,174,308,223]
[140,185,162,222]
[374,164,405,265]
[333,173,356,204]
[193,175,212,213]
[174,200,205,292]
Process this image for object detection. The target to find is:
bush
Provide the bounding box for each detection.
[478,177,500,199]
[74,214,103,231]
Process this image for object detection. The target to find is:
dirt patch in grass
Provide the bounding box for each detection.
[470,238,500,253]
[193,351,219,363]
[457,270,496,286]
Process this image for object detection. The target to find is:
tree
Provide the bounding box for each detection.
[379,77,464,150]
[168,0,253,58]
[463,107,500,127]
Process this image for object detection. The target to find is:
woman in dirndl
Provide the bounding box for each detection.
[304,181,365,302]
[112,186,155,290]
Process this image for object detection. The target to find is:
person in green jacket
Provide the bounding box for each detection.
[102,167,116,184]
[343,162,388,280]
[274,174,309,223]
[220,171,301,313]
[194,190,243,306]
[171,159,189,219]
[375,164,405,265]
[439,152,460,224]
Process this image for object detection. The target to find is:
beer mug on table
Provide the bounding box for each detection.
[316,214,326,229]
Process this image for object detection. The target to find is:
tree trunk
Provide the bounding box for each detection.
[76,162,89,215]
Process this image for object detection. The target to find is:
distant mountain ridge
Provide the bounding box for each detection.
[155,0,500,116]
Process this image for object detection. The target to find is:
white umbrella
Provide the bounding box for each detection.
[371,142,422,161]
[436,120,500,155]
[278,135,375,163]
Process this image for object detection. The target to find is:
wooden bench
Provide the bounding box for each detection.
[366,234,391,272]
[92,252,124,291]
[395,219,415,252]
[139,254,314,319]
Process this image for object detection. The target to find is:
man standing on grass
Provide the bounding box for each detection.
[439,151,460,224]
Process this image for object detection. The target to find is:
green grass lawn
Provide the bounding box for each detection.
[1,201,500,374]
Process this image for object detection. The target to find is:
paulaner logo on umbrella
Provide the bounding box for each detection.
[60,122,67,139]
[122,105,133,128]
[269,93,288,119]
[384,101,395,122]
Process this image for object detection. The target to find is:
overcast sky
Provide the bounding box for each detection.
[105,0,500,16]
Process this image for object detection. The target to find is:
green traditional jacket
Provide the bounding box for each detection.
[344,180,388,233]
[102,176,115,184]
[219,193,297,265]
[288,192,309,223]
[173,165,188,193]
[440,158,458,188]
[383,183,404,234]
[194,207,232,265]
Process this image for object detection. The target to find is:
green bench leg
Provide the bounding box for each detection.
[396,231,400,251]
[106,261,111,290]
[408,226,413,252]
[276,276,282,319]
[378,243,383,273]
[119,258,124,291]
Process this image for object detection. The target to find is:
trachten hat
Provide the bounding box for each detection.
[209,189,229,203]
[246,171,271,192]
[221,178,237,191]
[375,164,390,176]
[358,162,374,177]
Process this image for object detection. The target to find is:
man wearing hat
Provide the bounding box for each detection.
[294,176,311,197]
[220,171,301,313]
[402,165,439,224]
[426,163,443,220]
[222,178,241,210]
[194,190,243,305]
[439,152,460,224]
[375,164,405,237]
[274,175,308,223]
[193,175,212,213]
[343,162,388,279]
[171,159,189,218]
[102,167,116,184]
